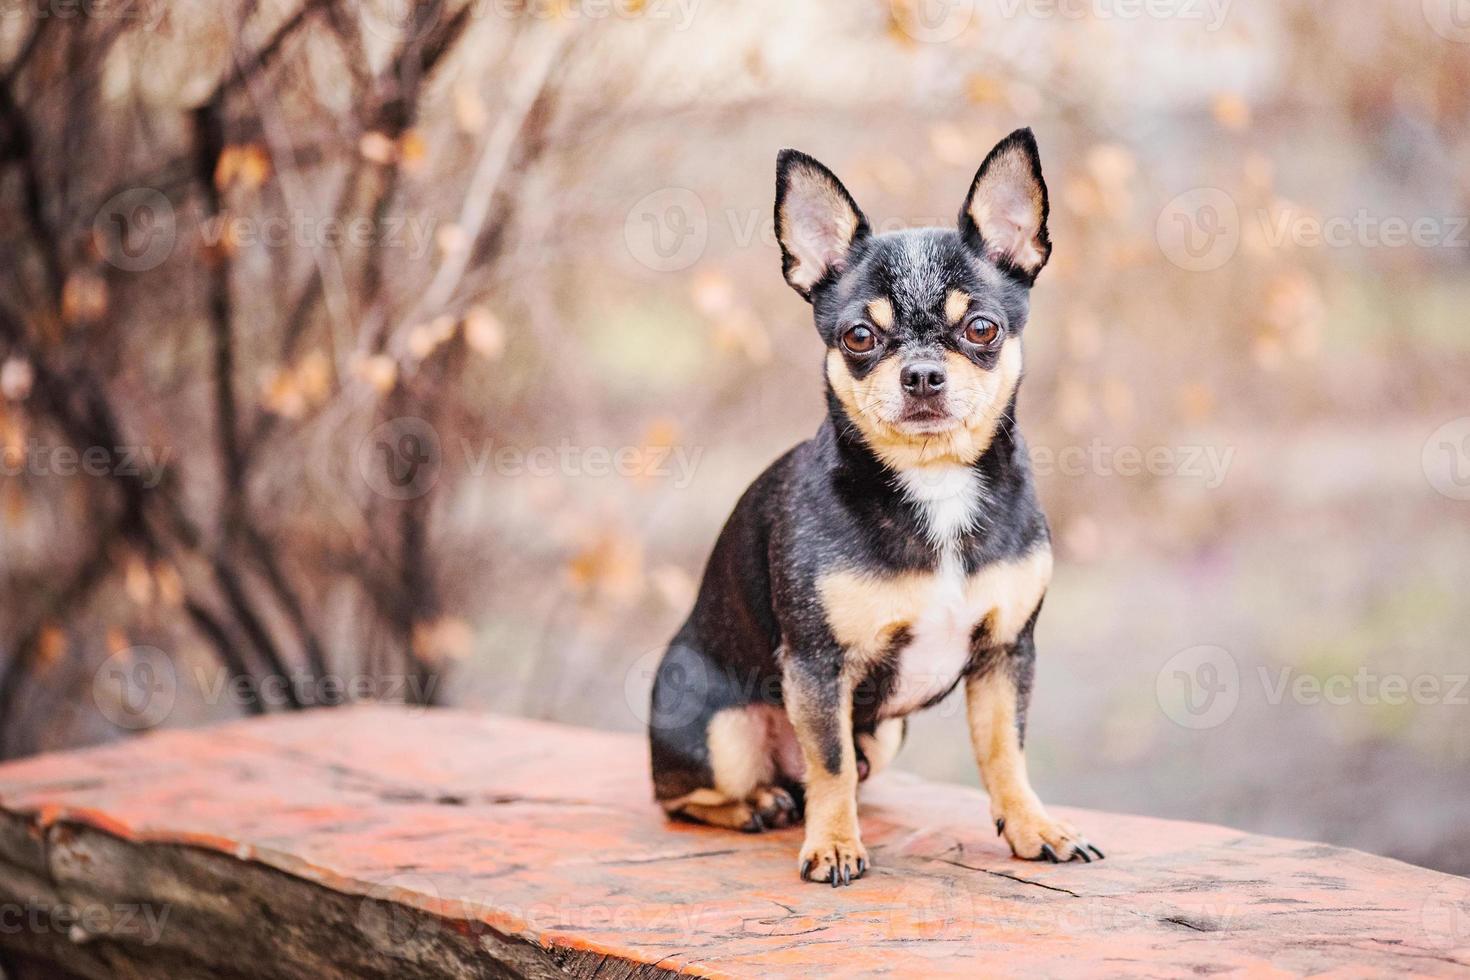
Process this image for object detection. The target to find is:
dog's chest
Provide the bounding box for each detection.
[816,467,1052,718]
[888,551,975,715]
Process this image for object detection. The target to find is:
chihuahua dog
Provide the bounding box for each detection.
[648,129,1102,885]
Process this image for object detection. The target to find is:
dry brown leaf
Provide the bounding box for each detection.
[0,358,33,402]
[359,131,396,164]
[566,529,645,603]
[354,354,398,394]
[62,271,108,324]
[124,554,154,605]
[399,130,427,172]
[464,306,506,360]
[1212,93,1251,131]
[453,83,488,134]
[414,616,474,666]
[691,269,734,316]
[36,625,66,671]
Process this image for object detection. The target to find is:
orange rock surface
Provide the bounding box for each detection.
[0,706,1466,977]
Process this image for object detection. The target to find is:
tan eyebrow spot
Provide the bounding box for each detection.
[866,297,895,330]
[945,289,971,325]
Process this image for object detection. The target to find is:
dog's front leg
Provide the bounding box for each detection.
[784,657,867,885]
[965,625,1104,864]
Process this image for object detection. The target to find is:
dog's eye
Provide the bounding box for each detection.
[963,317,1001,347]
[840,324,876,354]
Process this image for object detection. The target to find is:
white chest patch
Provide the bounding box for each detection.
[886,549,973,715]
[896,465,982,549]
[817,467,1051,721]
[888,466,982,714]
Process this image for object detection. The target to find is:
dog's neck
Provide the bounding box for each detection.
[824,388,1023,551]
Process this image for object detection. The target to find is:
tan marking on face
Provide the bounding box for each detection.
[866,296,895,330]
[826,337,1024,470]
[945,289,971,325]
[817,546,1052,665]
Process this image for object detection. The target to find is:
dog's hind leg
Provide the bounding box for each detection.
[655,705,800,832]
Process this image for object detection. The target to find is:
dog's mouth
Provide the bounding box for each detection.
[895,403,959,433]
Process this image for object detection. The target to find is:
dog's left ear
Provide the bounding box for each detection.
[775,149,870,301]
[958,128,1051,284]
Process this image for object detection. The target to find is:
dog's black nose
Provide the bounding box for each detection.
[901,361,946,398]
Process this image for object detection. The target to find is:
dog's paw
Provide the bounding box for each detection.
[995,807,1104,864]
[798,833,868,886]
[749,786,801,830]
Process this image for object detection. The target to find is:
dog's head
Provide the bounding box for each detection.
[775,129,1050,470]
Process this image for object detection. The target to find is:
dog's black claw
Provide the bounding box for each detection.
[830,866,839,887]
[1039,843,1059,863]
[800,859,812,881]
[743,813,765,834]
[1073,845,1091,863]
[857,857,867,875]
[1088,844,1105,860]
[995,817,1005,836]
[842,864,852,886]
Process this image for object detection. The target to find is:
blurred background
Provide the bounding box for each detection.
[1,0,1467,874]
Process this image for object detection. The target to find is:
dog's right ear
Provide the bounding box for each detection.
[775,149,870,301]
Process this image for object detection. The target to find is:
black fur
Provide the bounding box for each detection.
[650,129,1052,802]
